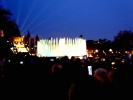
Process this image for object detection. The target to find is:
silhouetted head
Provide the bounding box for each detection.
[68,75,103,100]
[93,68,112,84]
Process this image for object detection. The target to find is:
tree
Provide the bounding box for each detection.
[0,37,13,57]
[0,6,21,40]
[113,30,133,53]
[0,6,21,57]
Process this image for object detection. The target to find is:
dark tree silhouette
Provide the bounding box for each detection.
[0,37,13,57]
[0,6,21,57]
[0,6,21,40]
[113,30,133,53]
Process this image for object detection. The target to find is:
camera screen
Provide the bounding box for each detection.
[88,66,92,75]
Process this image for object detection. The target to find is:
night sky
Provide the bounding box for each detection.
[0,0,133,41]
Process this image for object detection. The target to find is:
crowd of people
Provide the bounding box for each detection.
[0,53,133,99]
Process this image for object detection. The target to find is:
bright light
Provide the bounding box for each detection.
[88,54,93,57]
[95,49,98,53]
[109,48,112,52]
[111,62,115,65]
[12,37,29,53]
[37,37,87,57]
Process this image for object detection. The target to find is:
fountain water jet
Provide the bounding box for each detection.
[37,37,87,58]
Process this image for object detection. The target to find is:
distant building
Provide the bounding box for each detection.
[10,36,29,53]
[24,37,37,55]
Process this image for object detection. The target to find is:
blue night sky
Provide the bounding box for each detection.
[0,0,133,41]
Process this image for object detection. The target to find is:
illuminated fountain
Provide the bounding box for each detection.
[37,37,87,57]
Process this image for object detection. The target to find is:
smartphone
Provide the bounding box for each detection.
[88,66,92,75]
[50,59,54,61]
[83,55,87,59]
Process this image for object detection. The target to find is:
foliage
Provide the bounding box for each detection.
[113,30,133,52]
[0,6,21,39]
